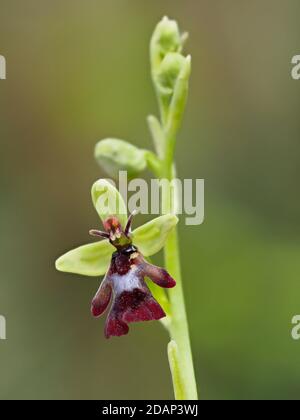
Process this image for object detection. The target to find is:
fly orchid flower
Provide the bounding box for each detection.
[55,179,177,338]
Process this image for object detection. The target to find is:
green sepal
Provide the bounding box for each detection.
[132,214,178,257]
[55,239,114,277]
[91,179,127,228]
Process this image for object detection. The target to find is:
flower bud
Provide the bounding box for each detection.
[154,53,191,125]
[95,138,147,179]
[157,52,186,93]
[150,18,191,125]
[150,16,181,73]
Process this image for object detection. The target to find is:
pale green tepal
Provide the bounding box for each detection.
[91,179,128,228]
[55,179,178,277]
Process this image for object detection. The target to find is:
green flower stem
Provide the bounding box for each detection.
[158,153,198,400]
[165,225,198,400]
[150,19,198,397]
[147,115,165,159]
[158,89,198,399]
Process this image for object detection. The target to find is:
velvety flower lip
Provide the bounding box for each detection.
[55,179,178,338]
[91,219,176,338]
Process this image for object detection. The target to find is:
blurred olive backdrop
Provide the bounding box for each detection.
[1,0,300,400]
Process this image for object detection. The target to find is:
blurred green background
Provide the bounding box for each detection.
[1,0,300,400]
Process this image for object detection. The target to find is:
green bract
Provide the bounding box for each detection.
[165,55,191,136]
[168,340,184,400]
[55,180,178,277]
[91,179,127,228]
[94,138,147,179]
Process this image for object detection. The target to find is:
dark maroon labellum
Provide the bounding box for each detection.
[90,213,176,338]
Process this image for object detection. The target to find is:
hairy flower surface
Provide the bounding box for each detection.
[56,180,177,338]
[91,217,175,337]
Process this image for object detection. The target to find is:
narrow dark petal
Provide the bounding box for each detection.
[124,210,137,236]
[142,262,176,288]
[91,279,112,317]
[105,315,129,338]
[89,229,110,239]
